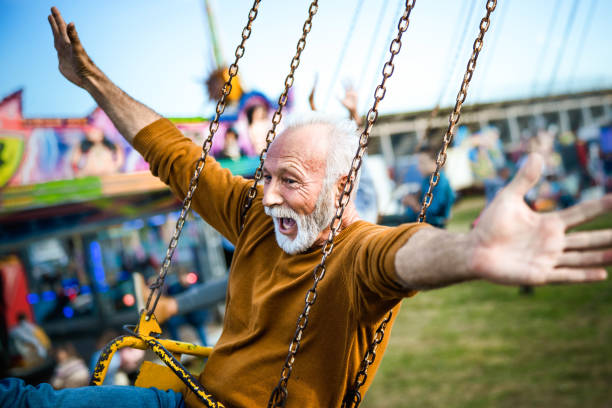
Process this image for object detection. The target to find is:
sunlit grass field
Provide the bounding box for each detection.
[363,196,612,408]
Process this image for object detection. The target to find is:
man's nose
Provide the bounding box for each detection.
[262,180,283,207]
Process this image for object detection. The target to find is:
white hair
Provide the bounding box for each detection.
[281,111,361,192]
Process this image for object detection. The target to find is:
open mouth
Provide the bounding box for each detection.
[278,217,297,236]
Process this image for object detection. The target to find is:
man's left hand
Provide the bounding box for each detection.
[471,153,611,286]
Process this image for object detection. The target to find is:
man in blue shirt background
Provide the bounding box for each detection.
[403,145,456,228]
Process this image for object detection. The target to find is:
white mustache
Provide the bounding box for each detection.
[264,205,299,220]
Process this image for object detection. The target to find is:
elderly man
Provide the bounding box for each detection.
[2,7,611,408]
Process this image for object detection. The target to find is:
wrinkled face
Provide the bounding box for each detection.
[262,124,337,254]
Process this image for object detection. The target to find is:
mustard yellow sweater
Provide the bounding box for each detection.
[134,119,426,407]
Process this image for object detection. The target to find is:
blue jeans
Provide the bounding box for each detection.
[0,378,184,408]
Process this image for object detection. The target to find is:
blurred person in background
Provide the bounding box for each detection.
[137,274,227,332]
[464,126,512,205]
[165,269,210,346]
[338,83,379,223]
[71,126,124,177]
[50,343,89,389]
[8,313,51,369]
[556,130,581,207]
[118,347,145,385]
[587,141,604,190]
[217,127,246,161]
[402,145,456,228]
[246,103,270,155]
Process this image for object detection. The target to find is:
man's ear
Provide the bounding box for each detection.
[335,174,349,203]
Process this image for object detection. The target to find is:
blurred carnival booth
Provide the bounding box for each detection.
[0,88,288,345]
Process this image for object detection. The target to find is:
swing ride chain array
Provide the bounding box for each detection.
[241,1,320,225]
[144,0,262,320]
[345,3,498,406]
[418,0,497,224]
[268,1,416,406]
[341,1,423,406]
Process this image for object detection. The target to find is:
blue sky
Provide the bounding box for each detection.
[1,0,611,119]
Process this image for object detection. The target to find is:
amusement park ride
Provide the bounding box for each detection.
[5,0,608,406]
[83,1,499,407]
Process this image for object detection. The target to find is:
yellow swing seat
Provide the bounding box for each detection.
[91,311,219,407]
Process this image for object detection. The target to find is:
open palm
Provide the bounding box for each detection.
[48,7,100,89]
[471,154,611,286]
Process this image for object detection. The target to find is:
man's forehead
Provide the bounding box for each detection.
[269,124,330,156]
[265,124,329,173]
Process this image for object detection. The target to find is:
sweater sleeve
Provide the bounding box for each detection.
[348,222,431,323]
[133,118,252,244]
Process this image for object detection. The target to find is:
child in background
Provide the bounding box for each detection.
[50,343,89,389]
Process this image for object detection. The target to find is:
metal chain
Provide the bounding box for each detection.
[241,1,319,227]
[144,0,262,319]
[341,311,393,408]
[418,0,497,223]
[267,2,416,407]
[340,0,420,405]
[344,1,498,407]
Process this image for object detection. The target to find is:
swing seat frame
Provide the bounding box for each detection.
[91,311,218,406]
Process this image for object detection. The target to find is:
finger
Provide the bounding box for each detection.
[51,7,70,43]
[557,194,612,229]
[48,14,59,42]
[565,229,612,250]
[506,153,544,197]
[67,22,85,53]
[541,268,607,285]
[557,249,612,268]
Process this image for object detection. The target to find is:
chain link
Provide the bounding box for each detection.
[242,1,319,226]
[418,0,497,223]
[144,0,262,319]
[268,2,416,407]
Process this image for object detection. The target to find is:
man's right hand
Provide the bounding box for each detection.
[48,7,101,90]
[46,6,160,142]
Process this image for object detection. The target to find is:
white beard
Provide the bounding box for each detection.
[264,181,336,254]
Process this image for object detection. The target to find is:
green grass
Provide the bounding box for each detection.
[362,197,612,408]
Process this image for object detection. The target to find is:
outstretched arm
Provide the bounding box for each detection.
[48,7,160,143]
[395,153,611,290]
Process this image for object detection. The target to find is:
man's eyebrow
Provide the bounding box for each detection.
[277,165,304,178]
